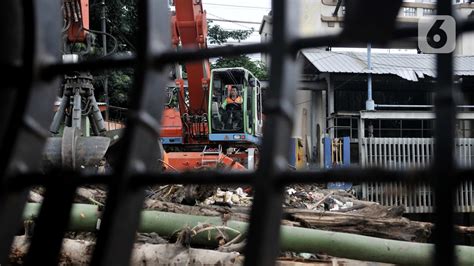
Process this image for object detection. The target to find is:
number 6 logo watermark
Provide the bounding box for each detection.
[418,16,456,54]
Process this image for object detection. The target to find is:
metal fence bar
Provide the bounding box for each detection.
[470,179,473,212]
[0,2,27,263]
[367,138,372,166]
[40,17,474,76]
[31,17,474,78]
[433,0,456,264]
[388,139,393,205]
[460,140,466,210]
[91,0,171,265]
[244,1,301,265]
[0,0,61,264]
[0,2,473,265]
[25,174,77,265]
[24,3,78,259]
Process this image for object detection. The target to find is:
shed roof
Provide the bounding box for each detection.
[301,49,474,82]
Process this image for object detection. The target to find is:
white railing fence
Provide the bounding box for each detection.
[360,138,474,213]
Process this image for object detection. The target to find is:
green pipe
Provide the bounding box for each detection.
[23,203,99,232]
[22,204,474,265]
[139,211,474,265]
[280,225,474,265]
[139,211,247,245]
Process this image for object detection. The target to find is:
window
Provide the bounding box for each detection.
[403,7,416,17]
[423,8,435,16]
[364,119,434,138]
[210,69,246,133]
[256,85,263,136]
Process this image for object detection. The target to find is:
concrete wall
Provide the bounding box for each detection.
[455,7,474,56]
[298,0,474,54]
[293,90,312,139]
[259,15,272,66]
[291,89,327,164]
[301,0,343,37]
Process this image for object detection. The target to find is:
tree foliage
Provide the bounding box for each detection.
[208,22,253,45]
[212,55,268,80]
[89,0,138,52]
[207,22,268,80]
[85,3,267,112]
[87,0,138,110]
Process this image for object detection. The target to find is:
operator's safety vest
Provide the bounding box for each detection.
[226,96,243,104]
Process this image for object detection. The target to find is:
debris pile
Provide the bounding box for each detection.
[284,185,361,211]
[203,187,252,206]
[20,184,474,265]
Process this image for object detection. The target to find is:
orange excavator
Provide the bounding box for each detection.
[159,0,255,171]
[52,0,249,171]
[160,0,210,146]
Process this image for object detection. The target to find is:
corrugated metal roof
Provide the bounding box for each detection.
[301,49,474,82]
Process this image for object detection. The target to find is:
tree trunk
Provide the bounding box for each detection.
[145,199,432,241]
[291,212,431,242]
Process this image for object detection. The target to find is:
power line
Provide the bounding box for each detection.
[204,3,271,10]
[210,41,261,45]
[220,28,261,34]
[207,13,260,29]
[207,18,261,25]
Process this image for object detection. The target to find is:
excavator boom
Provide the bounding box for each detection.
[64,0,90,42]
[172,0,211,115]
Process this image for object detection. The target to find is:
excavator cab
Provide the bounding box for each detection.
[208,68,263,145]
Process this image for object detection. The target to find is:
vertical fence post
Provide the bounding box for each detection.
[91,0,171,265]
[433,0,456,265]
[244,1,301,265]
[0,0,61,263]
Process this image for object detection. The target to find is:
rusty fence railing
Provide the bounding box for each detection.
[104,105,127,131]
[1,0,474,265]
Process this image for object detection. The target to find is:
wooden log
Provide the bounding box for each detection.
[144,198,250,222]
[76,187,106,206]
[9,236,242,265]
[457,225,474,235]
[145,198,474,241]
[28,191,43,203]
[291,212,431,242]
[144,199,431,241]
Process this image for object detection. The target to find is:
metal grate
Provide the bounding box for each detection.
[1,0,474,265]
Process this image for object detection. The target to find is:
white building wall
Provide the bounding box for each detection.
[301,0,343,37]
[455,7,474,55]
[259,0,474,165]
[298,0,474,55]
[292,90,313,139]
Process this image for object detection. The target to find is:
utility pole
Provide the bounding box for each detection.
[365,43,375,111]
[101,0,109,121]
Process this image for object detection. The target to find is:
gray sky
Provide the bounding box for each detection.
[202,0,272,44]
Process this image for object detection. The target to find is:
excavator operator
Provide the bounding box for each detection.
[221,86,243,130]
[221,86,243,109]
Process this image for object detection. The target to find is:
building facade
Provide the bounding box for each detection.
[259,0,474,166]
[259,1,474,213]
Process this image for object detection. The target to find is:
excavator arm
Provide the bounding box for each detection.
[63,0,90,43]
[172,0,211,117]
